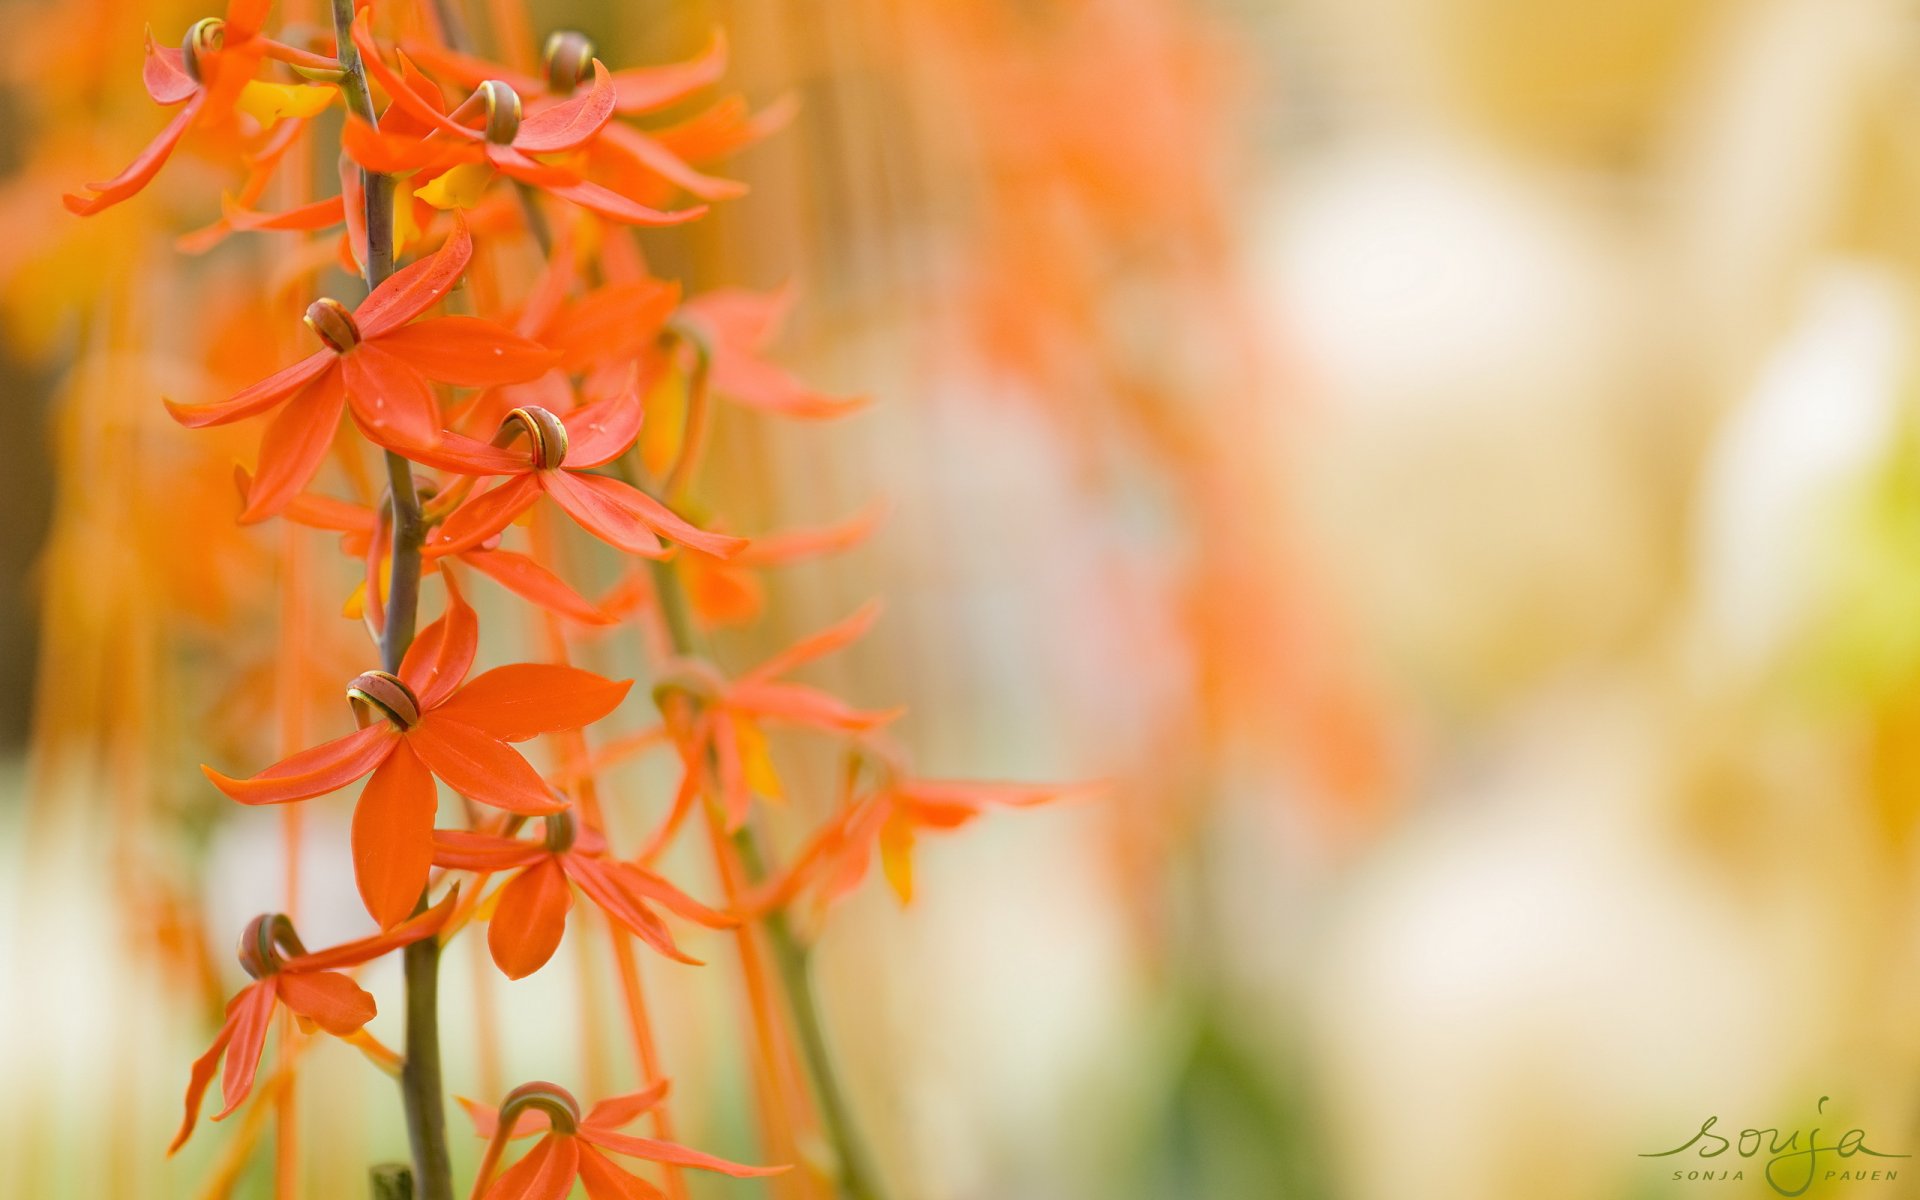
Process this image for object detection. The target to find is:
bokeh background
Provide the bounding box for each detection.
[7,0,1920,1197]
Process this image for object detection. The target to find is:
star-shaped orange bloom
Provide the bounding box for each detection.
[65,0,339,215]
[343,13,705,228]
[433,815,734,979]
[167,219,556,522]
[463,1081,784,1200]
[202,577,630,926]
[428,393,745,561]
[170,894,454,1153]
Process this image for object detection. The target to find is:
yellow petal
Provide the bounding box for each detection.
[342,580,366,620]
[236,80,336,127]
[641,363,688,476]
[392,178,423,251]
[734,715,784,801]
[879,817,916,905]
[416,162,496,211]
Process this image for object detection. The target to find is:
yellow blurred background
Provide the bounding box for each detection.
[9,0,1920,1198]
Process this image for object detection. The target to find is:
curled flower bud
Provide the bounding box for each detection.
[498,1081,582,1135]
[346,670,422,730]
[495,405,569,469]
[237,912,307,980]
[542,31,596,94]
[478,80,523,145]
[180,17,225,83]
[303,297,361,352]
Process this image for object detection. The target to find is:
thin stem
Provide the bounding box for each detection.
[329,3,448,1198]
[639,541,888,1200]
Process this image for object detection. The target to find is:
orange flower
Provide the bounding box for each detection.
[660,602,902,832]
[202,577,630,926]
[677,286,866,419]
[462,1081,783,1199]
[254,473,611,625]
[344,13,704,227]
[167,220,556,522]
[432,817,734,979]
[64,0,339,215]
[170,894,455,1153]
[428,393,745,561]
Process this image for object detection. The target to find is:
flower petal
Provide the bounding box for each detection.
[545,284,679,373]
[408,717,564,814]
[536,173,707,227]
[513,61,615,154]
[168,983,259,1154]
[275,970,376,1035]
[565,856,699,965]
[351,742,441,929]
[216,981,280,1119]
[399,568,479,708]
[582,1081,670,1132]
[747,599,881,681]
[239,368,348,523]
[375,316,558,387]
[202,725,396,806]
[144,35,199,105]
[343,343,444,451]
[577,1146,667,1200]
[484,1133,581,1200]
[580,1128,785,1178]
[544,470,744,559]
[609,29,727,115]
[726,680,901,734]
[436,664,631,742]
[64,95,204,215]
[431,828,547,872]
[462,548,612,625]
[356,218,473,336]
[557,389,644,468]
[488,857,574,979]
[285,889,460,971]
[433,473,542,557]
[165,352,334,429]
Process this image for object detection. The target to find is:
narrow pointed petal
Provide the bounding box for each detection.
[566,857,699,965]
[64,96,204,215]
[709,349,867,419]
[487,857,574,979]
[433,473,541,557]
[144,36,198,105]
[436,664,631,742]
[431,828,547,872]
[275,970,376,1035]
[583,1081,671,1132]
[404,429,531,477]
[577,1147,668,1200]
[463,548,612,625]
[165,352,334,428]
[374,317,558,387]
[286,889,460,971]
[536,172,707,227]
[215,981,280,1118]
[239,369,348,523]
[732,504,883,567]
[747,599,882,681]
[601,861,735,929]
[343,344,443,451]
[484,1133,580,1200]
[594,124,748,202]
[544,470,743,559]
[579,1129,785,1178]
[202,724,396,806]
[397,38,542,95]
[610,29,727,115]
[351,742,440,928]
[513,61,616,153]
[398,571,478,707]
[408,717,564,814]
[351,10,484,144]
[168,986,251,1153]
[546,285,679,373]
[557,389,644,468]
[356,218,473,336]
[726,681,901,733]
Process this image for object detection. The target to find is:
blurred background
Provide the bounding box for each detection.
[8,0,1920,1197]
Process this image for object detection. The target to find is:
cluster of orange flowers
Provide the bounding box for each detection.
[66,1,1077,1195]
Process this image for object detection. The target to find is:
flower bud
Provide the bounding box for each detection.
[237,912,307,979]
[478,80,523,145]
[496,406,569,469]
[181,17,225,83]
[347,670,422,730]
[303,297,361,352]
[542,31,596,95]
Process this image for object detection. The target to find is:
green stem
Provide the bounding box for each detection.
[329,3,449,1198]
[640,545,888,1200]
